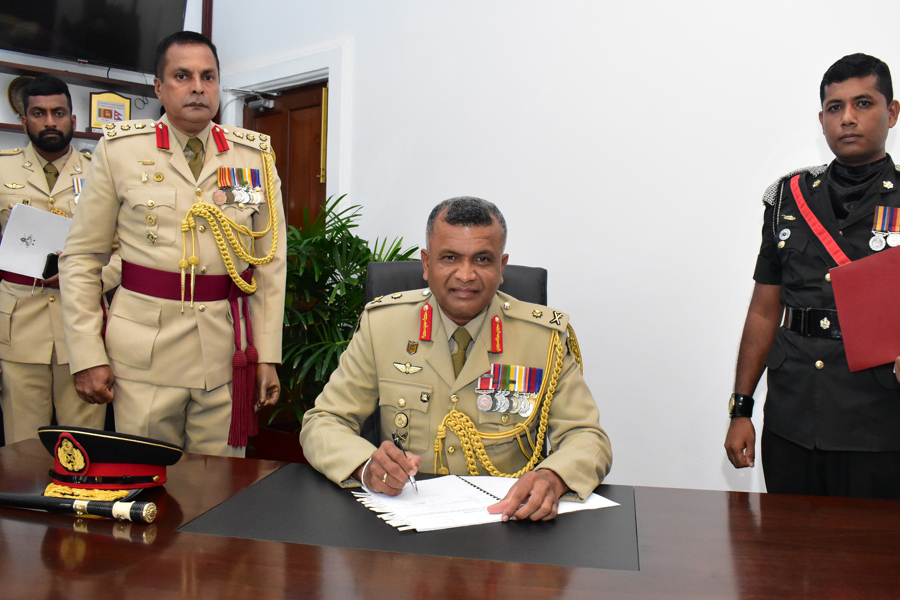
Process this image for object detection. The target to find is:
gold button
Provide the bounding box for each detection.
[147,200,155,208]
[501,414,510,424]
[398,398,406,408]
[450,394,459,404]
[7,204,12,209]
[48,296,55,303]
[145,214,157,226]
[394,413,408,428]
[825,273,831,282]
[198,305,206,312]
[447,446,456,455]
[815,360,824,370]
[196,188,202,194]
[153,173,164,182]
[200,267,208,275]
[777,241,786,249]
[146,232,157,243]
[48,197,54,205]
[198,225,206,232]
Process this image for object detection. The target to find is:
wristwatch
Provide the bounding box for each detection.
[729,393,754,418]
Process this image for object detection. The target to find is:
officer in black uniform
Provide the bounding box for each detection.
[725,53,900,498]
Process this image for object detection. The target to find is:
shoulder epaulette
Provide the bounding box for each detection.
[101,120,156,141]
[497,291,568,333]
[762,165,827,205]
[218,125,273,154]
[0,148,24,156]
[364,288,430,311]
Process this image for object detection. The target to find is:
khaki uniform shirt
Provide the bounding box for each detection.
[0,144,120,365]
[59,115,286,388]
[300,290,612,501]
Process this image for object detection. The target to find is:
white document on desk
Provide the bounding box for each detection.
[0,203,71,279]
[353,475,619,532]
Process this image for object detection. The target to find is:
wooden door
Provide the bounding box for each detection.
[243,81,327,228]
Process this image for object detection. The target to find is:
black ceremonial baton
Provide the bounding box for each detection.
[0,491,157,523]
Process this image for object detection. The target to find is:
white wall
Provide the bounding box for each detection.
[209,0,898,493]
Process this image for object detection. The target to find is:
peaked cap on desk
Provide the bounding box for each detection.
[37,426,183,500]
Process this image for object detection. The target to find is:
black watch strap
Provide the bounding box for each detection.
[729,393,754,418]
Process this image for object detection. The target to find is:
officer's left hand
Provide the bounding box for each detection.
[255,363,280,411]
[487,469,569,521]
[894,357,900,383]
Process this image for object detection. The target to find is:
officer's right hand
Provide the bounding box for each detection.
[74,366,115,404]
[356,440,422,496]
[725,417,756,468]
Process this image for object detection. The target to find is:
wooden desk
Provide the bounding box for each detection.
[1,439,900,599]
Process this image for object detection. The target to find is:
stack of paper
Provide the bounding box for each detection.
[353,475,619,532]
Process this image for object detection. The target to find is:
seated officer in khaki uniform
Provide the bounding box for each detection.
[301,197,612,521]
[59,32,286,456]
[0,75,118,442]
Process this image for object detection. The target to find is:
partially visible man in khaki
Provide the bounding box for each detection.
[301,197,612,521]
[0,75,116,442]
[60,31,286,456]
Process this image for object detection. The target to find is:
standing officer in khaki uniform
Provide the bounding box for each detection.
[0,75,117,443]
[301,197,612,521]
[60,32,286,457]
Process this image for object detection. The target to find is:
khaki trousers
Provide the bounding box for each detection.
[1,352,106,443]
[113,377,245,457]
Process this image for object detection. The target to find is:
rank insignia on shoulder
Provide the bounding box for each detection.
[884,181,894,190]
[550,310,564,325]
[0,148,23,156]
[393,362,423,375]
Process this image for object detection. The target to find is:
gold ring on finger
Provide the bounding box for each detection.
[382,472,388,483]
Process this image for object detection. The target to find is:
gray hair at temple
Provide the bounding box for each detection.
[425,196,508,251]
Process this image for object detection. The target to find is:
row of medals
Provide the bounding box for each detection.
[781,227,900,252]
[475,390,536,418]
[212,186,263,206]
[869,231,900,251]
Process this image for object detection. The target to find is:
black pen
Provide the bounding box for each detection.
[391,432,418,493]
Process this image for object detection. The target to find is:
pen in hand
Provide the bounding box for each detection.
[391,432,418,493]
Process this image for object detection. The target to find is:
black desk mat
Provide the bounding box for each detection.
[179,463,639,571]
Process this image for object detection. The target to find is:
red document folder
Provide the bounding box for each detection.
[830,245,900,372]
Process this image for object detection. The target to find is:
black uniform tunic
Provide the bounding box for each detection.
[754,157,900,452]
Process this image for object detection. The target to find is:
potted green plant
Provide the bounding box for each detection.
[248,196,417,461]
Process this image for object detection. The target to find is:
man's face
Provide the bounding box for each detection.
[154,43,219,135]
[21,94,74,155]
[819,75,900,166]
[421,214,508,326]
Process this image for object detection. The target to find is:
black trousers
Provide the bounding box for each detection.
[762,427,900,499]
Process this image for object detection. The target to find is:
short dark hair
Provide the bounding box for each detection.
[155,31,220,80]
[426,196,508,250]
[21,75,72,113]
[820,53,893,105]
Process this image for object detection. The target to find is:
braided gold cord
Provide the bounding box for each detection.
[434,330,565,477]
[566,323,583,375]
[179,150,280,294]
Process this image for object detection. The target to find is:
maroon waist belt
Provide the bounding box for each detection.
[121,261,252,301]
[0,271,40,286]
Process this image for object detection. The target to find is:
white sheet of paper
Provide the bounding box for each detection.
[353,475,620,532]
[0,203,71,279]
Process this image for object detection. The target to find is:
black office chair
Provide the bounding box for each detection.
[359,260,549,444]
[364,261,548,305]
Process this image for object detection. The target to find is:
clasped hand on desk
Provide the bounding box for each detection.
[358,441,570,521]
